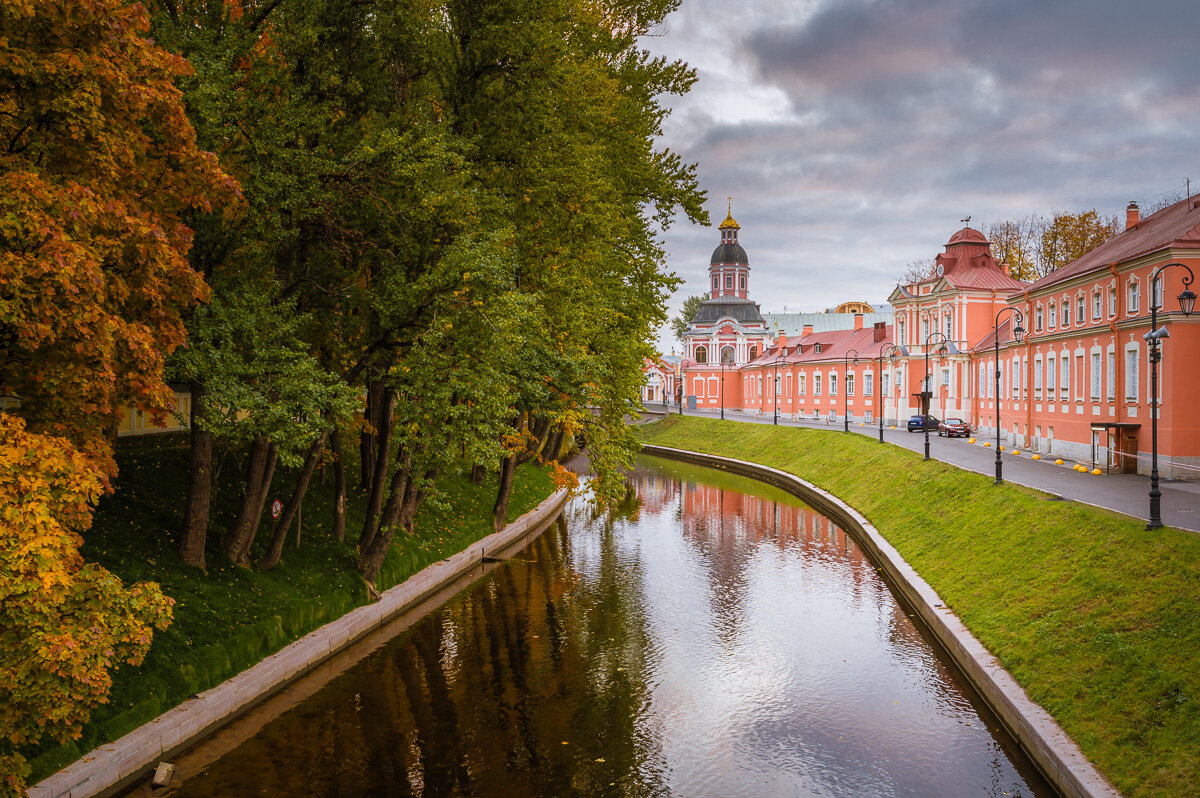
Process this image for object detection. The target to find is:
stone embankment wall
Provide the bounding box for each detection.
[30,488,570,798]
[642,444,1120,798]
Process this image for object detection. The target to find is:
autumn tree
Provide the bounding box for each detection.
[0,0,237,483]
[984,209,1120,282]
[0,416,173,796]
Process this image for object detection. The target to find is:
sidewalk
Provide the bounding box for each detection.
[645,406,1200,533]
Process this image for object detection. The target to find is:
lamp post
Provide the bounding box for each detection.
[773,353,783,425]
[1144,262,1196,529]
[843,348,859,432]
[678,365,686,415]
[922,331,950,461]
[992,307,1025,485]
[875,343,905,442]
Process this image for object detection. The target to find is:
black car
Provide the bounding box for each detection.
[906,414,939,432]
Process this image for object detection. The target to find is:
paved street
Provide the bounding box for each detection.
[644,405,1200,533]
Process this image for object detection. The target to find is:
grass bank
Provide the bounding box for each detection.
[27,435,556,782]
[639,415,1199,798]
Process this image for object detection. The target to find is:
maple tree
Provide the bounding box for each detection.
[0,415,173,796]
[0,0,237,483]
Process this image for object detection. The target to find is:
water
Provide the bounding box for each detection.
[148,455,1054,797]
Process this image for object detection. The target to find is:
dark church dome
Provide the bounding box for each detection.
[710,242,748,265]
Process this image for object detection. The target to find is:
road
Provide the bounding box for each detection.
[643,405,1200,533]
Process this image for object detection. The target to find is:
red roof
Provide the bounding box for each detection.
[744,325,897,367]
[1026,196,1200,293]
[972,318,1013,354]
[947,227,989,246]
[944,268,1026,292]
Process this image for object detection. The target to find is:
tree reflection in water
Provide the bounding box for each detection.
[156,457,1051,798]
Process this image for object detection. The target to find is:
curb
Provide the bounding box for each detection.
[642,444,1120,798]
[30,488,570,798]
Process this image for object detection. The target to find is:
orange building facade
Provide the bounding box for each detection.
[671,198,1200,478]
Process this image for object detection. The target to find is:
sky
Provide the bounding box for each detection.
[643,0,1200,352]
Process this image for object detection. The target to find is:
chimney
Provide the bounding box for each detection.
[1126,201,1140,230]
[873,321,886,342]
[1001,261,1011,276]
[853,313,864,330]
[802,324,814,337]
[776,332,788,349]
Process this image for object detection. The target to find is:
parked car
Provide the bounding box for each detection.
[906,414,939,432]
[937,418,970,437]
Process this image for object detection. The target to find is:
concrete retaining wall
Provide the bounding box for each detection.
[642,444,1120,798]
[30,488,570,798]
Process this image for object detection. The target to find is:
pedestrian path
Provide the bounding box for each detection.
[646,406,1200,533]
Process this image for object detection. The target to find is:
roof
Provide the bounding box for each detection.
[972,318,1012,354]
[947,227,989,246]
[710,242,749,265]
[690,297,765,325]
[765,311,892,337]
[743,324,897,367]
[943,269,1026,292]
[718,211,741,230]
[1025,196,1200,293]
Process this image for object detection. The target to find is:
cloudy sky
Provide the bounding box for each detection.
[643,0,1200,351]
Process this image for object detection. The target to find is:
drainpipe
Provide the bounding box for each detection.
[1108,263,1123,468]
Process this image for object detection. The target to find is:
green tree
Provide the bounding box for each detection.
[670,295,706,345]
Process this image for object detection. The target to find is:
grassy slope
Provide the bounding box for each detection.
[28,436,556,781]
[639,415,1199,798]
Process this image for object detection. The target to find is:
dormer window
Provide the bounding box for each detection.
[814,344,822,353]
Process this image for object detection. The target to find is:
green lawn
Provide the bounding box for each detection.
[639,415,1200,798]
[26,435,556,782]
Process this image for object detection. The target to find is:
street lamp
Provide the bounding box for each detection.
[922,331,950,461]
[875,343,906,442]
[678,364,686,415]
[773,352,784,425]
[843,348,859,432]
[1144,262,1196,529]
[720,347,732,421]
[993,307,1025,485]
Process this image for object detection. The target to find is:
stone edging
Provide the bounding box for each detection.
[30,488,570,798]
[642,444,1120,798]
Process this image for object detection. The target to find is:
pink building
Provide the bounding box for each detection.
[668,196,1200,478]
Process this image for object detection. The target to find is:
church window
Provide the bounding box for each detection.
[739,275,746,290]
[695,346,707,364]
[725,275,733,290]
[748,345,758,360]
[720,345,734,365]
[712,276,718,291]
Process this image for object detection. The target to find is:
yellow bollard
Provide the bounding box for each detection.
[1011,449,1021,455]
[1054,458,1064,465]
[983,442,991,447]
[1091,468,1102,475]
[999,446,1005,451]
[968,437,976,444]
[1031,454,1041,460]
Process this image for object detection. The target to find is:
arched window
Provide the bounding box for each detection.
[739,275,746,290]
[720,345,735,364]
[748,345,759,360]
[695,346,707,364]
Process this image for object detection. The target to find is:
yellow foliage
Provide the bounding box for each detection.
[0,414,173,794]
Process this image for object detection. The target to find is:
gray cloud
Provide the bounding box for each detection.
[645,0,1200,350]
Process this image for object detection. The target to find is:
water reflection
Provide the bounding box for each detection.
[154,455,1052,797]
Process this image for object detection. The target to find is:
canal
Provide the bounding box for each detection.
[145,454,1054,797]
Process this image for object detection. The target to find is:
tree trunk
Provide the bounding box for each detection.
[541,424,566,464]
[235,442,278,563]
[223,435,270,559]
[179,379,212,569]
[358,389,396,554]
[332,427,347,542]
[516,416,552,466]
[492,452,516,531]
[360,466,435,585]
[470,463,485,484]
[360,378,385,486]
[258,432,328,570]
